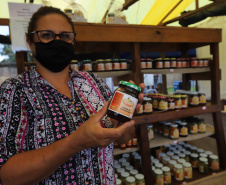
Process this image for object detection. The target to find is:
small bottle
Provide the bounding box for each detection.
[170,124,179,140]
[199,92,206,105]
[126,176,136,185]
[179,122,188,137]
[112,59,120,70]
[163,122,171,137]
[143,97,153,114]
[81,59,92,71]
[107,81,141,122]
[146,58,153,69]
[104,59,113,71]
[96,59,105,71]
[190,153,199,168]
[209,155,219,171]
[141,58,146,69]
[154,169,164,185]
[132,132,138,147]
[162,166,171,185]
[121,172,130,185]
[120,59,128,70]
[199,157,209,173]
[183,162,192,179]
[174,164,184,181]
[135,173,145,185]
[198,118,206,133]
[168,160,177,176]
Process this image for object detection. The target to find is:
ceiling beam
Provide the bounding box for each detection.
[122,0,139,11]
[162,0,226,26]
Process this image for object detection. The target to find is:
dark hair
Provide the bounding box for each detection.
[26,6,75,43]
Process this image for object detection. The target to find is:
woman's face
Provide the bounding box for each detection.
[28,13,74,53]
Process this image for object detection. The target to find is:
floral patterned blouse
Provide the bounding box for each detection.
[0,69,114,185]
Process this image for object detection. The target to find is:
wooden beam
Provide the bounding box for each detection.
[122,0,139,10]
[162,0,226,26]
[158,0,183,26]
[195,0,199,9]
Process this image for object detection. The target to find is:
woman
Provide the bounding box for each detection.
[0,6,144,185]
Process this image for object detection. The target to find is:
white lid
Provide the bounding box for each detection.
[152,159,159,164]
[117,168,125,173]
[116,179,122,185]
[178,159,186,164]
[174,164,183,169]
[122,162,130,167]
[135,173,144,180]
[135,155,141,160]
[172,155,179,160]
[184,144,191,147]
[130,169,138,175]
[154,169,163,175]
[197,148,204,153]
[126,176,136,183]
[199,157,208,162]
[159,153,166,157]
[191,153,198,158]
[171,124,178,128]
[184,151,191,155]
[178,141,185,146]
[190,146,197,150]
[205,151,213,155]
[169,160,177,165]
[155,163,163,168]
[121,172,130,178]
[164,122,171,125]
[179,148,186,152]
[183,162,191,168]
[114,164,121,169]
[176,145,182,149]
[180,122,187,126]
[163,156,170,161]
[166,151,174,156]
[179,153,186,158]
[162,166,170,172]
[200,153,208,158]
[174,150,180,154]
[119,158,127,163]
[122,153,130,158]
[210,155,218,160]
[125,166,133,171]
[143,97,151,101]
[114,160,119,164]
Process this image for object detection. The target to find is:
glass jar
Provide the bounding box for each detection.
[196,148,204,155]
[178,159,186,165]
[168,160,177,176]
[170,58,177,68]
[179,122,188,137]
[181,95,188,108]
[158,96,168,111]
[181,58,187,68]
[141,58,146,69]
[189,92,199,106]
[155,58,163,69]
[199,92,206,105]
[184,151,191,162]
[81,59,92,71]
[198,118,206,133]
[132,132,138,147]
[199,157,209,173]
[190,153,199,168]
[135,173,145,185]
[200,153,208,158]
[183,162,192,179]
[189,119,198,134]
[120,58,128,70]
[155,163,164,170]
[117,168,125,178]
[170,124,179,140]
[163,122,171,137]
[152,95,159,111]
[176,58,182,68]
[179,148,186,153]
[190,146,198,153]
[70,60,79,71]
[163,58,170,68]
[179,153,186,160]
[146,58,153,69]
[174,95,182,109]
[174,150,180,156]
[134,156,141,171]
[125,166,134,172]
[203,58,209,67]
[152,159,160,166]
[162,156,170,166]
[174,164,184,181]
[121,172,130,184]
[126,176,136,185]
[96,59,105,71]
[191,58,198,67]
[116,178,122,185]
[184,144,191,151]
[209,155,219,171]
[154,169,164,185]
[105,59,113,71]
[168,97,175,110]
[112,59,120,70]
[162,166,171,185]
[166,151,174,159]
[143,97,153,114]
[158,121,164,135]
[158,153,167,163]
[107,81,141,122]
[172,155,179,162]
[148,125,154,141]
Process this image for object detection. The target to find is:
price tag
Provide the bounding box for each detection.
[170,69,174,72]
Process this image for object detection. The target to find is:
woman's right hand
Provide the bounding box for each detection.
[70,102,135,150]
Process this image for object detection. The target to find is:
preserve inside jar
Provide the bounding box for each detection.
[107,81,141,123]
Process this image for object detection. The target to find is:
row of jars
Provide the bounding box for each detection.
[114,152,145,185]
[140,57,210,69]
[114,132,138,150]
[70,58,132,71]
[137,91,206,114]
[151,143,219,184]
[152,117,207,140]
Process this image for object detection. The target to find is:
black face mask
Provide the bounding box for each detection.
[34,40,74,72]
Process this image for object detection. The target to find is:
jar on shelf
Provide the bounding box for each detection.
[107,81,141,123]
[163,122,171,137]
[81,59,93,71]
[162,166,171,185]
[174,95,182,109]
[174,164,184,181]
[199,92,206,105]
[122,153,130,163]
[148,125,154,141]
[176,58,182,68]
[168,160,177,176]
[135,173,145,185]
[70,60,79,71]
[168,96,175,110]
[116,178,122,185]
[172,155,179,162]
[120,58,128,70]
[143,97,153,114]
[199,157,209,173]
[158,153,167,163]
[183,162,193,179]
[170,58,177,68]
[170,124,179,140]
[198,118,206,133]
[186,58,191,67]
[196,148,204,155]
[121,172,130,184]
[179,122,188,137]
[146,58,153,69]
[191,58,198,67]
[190,153,199,168]
[181,58,187,68]
[209,155,219,171]
[162,156,170,166]
[184,144,191,151]
[117,168,126,178]
[155,163,164,169]
[198,58,204,67]
[152,95,159,110]
[152,159,160,166]
[203,58,210,67]
[105,59,113,71]
[154,169,164,185]
[189,92,199,106]
[130,169,139,177]
[179,153,186,160]
[200,153,208,159]
[106,12,115,23]
[174,150,180,156]
[112,59,121,70]
[163,58,170,68]
[189,119,198,135]
[96,59,105,71]
[178,159,186,165]
[166,151,174,159]
[155,58,164,69]
[126,176,136,185]
[181,95,188,108]
[134,156,141,171]
[141,58,146,69]
[190,146,198,153]
[132,132,138,147]
[158,95,168,111]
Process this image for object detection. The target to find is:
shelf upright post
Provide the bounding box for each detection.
[210,43,226,169]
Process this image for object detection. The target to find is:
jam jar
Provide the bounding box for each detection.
[155,58,163,69]
[170,124,179,140]
[163,58,170,68]
[168,96,175,110]
[174,95,182,109]
[81,59,93,71]
[190,153,199,168]
[146,58,153,69]
[179,122,188,137]
[120,58,128,70]
[189,92,199,106]
[189,118,198,134]
[183,162,192,179]
[170,58,177,68]
[199,92,206,105]
[199,157,209,173]
[105,59,113,71]
[181,95,188,108]
[163,122,171,137]
[159,95,168,111]
[154,169,164,185]
[70,60,79,71]
[209,155,219,171]
[112,59,120,70]
[143,97,153,114]
[162,166,171,185]
[198,118,206,133]
[96,59,105,71]
[174,164,184,181]
[107,81,141,123]
[141,58,146,69]
[152,95,160,110]
[135,174,145,185]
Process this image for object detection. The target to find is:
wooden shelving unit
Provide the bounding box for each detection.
[1,19,226,185]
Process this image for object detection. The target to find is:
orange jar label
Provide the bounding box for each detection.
[153,99,159,109]
[182,99,188,108]
[190,125,198,134]
[170,129,179,139]
[109,91,138,118]
[144,103,153,113]
[190,96,199,105]
[97,63,105,71]
[211,162,219,170]
[84,63,92,71]
[175,99,182,108]
[184,168,192,179]
[156,178,164,185]
[164,175,171,184]
[175,171,183,181]
[199,124,206,132]
[141,62,146,69]
[132,138,138,146]
[180,127,188,136]
[200,95,206,104]
[105,63,112,70]
[164,129,169,136]
[159,100,168,110]
[192,160,198,168]
[146,62,152,68]
[113,63,120,70]
[120,62,127,69]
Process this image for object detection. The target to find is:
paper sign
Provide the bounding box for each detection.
[8,2,42,51]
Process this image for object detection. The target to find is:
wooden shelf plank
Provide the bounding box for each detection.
[114,124,214,155]
[94,70,132,78]
[133,103,221,125]
[142,67,210,74]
